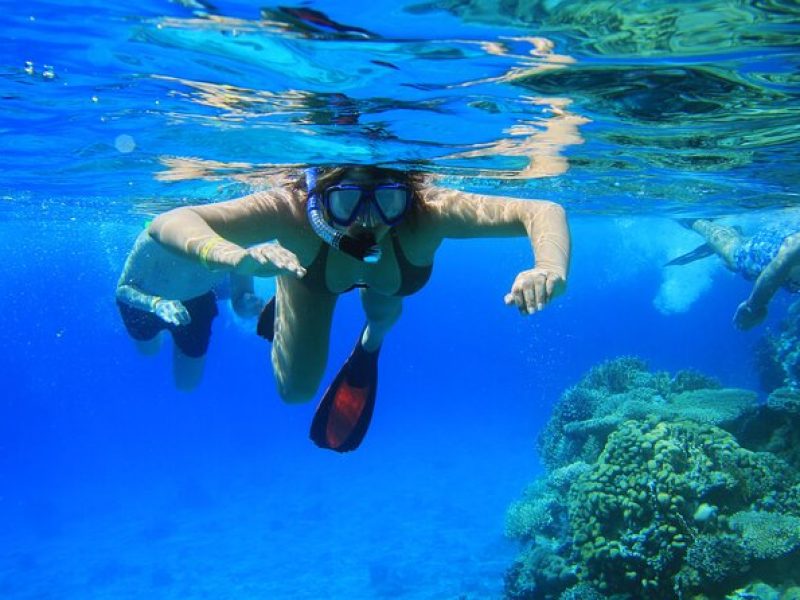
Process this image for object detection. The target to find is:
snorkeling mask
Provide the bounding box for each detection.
[305,168,410,263]
[323,182,411,227]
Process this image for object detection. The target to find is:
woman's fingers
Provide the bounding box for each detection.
[245,246,306,278]
[506,269,564,315]
[523,286,536,315]
[533,274,546,311]
[270,247,305,277]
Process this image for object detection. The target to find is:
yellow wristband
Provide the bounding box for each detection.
[198,236,225,268]
[150,296,163,312]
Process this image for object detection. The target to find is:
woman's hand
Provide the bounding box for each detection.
[234,243,306,278]
[504,267,566,315]
[733,299,767,330]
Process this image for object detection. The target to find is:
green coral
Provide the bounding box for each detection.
[670,370,722,394]
[567,419,781,597]
[728,511,800,560]
[737,388,800,472]
[727,583,781,600]
[537,357,754,472]
[538,358,671,471]
[666,389,757,426]
[505,358,800,600]
[756,298,800,391]
[581,357,658,395]
[781,587,800,600]
[558,583,604,600]
[767,388,800,417]
[506,483,559,540]
[675,534,749,592]
[505,545,579,600]
[506,463,594,543]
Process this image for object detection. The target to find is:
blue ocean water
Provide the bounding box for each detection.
[1,1,798,598]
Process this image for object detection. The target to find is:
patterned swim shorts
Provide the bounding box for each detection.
[733,224,800,292]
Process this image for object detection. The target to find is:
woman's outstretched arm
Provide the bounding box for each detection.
[420,187,570,314]
[149,193,305,278]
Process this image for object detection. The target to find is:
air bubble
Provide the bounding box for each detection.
[114,134,136,153]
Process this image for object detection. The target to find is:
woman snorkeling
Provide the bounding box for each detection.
[149,165,570,452]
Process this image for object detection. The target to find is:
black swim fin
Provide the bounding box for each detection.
[665,243,715,266]
[309,334,380,453]
[256,296,276,341]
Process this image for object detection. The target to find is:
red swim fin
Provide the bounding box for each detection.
[310,337,380,453]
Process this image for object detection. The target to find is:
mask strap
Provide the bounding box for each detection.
[305,168,381,263]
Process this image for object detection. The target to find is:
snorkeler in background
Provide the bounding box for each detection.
[116,230,266,390]
[149,165,570,452]
[667,218,800,330]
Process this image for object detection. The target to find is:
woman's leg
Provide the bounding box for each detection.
[303,288,397,453]
[691,219,744,270]
[272,275,337,403]
[359,289,403,351]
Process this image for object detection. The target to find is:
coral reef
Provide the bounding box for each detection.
[756,299,800,392]
[736,387,800,474]
[536,357,749,473]
[505,358,800,600]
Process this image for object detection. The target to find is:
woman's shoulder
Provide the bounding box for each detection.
[228,187,303,210]
[415,182,462,206]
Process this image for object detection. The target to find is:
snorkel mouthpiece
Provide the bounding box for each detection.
[340,232,379,263]
[305,168,381,263]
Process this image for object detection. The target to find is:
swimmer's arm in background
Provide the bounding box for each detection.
[114,232,189,325]
[735,232,800,329]
[421,187,570,314]
[115,237,170,314]
[115,280,190,326]
[149,192,305,278]
[115,280,161,313]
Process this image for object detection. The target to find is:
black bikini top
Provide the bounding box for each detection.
[300,229,432,297]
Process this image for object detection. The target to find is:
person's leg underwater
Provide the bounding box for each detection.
[135,336,162,356]
[172,348,207,391]
[270,274,337,403]
[118,300,165,356]
[667,219,744,269]
[309,290,402,452]
[169,292,218,392]
[691,219,743,270]
[360,288,402,352]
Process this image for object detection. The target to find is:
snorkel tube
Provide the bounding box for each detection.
[305,168,382,263]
